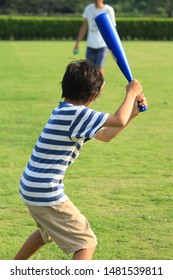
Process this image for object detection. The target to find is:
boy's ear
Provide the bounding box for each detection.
[86,92,99,106]
[89,92,98,102]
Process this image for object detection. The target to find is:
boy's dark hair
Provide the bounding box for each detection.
[61,59,104,103]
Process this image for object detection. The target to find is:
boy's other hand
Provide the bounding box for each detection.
[131,94,148,118]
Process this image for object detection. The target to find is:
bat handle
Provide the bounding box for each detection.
[128,78,147,112]
[138,102,148,112]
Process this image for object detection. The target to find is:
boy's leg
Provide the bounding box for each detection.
[14,229,45,260]
[72,246,96,260]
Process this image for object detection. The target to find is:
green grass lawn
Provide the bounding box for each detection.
[0,41,172,260]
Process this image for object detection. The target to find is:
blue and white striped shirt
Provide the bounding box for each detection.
[19,102,109,206]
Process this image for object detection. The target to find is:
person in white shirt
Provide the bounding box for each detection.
[73,0,116,76]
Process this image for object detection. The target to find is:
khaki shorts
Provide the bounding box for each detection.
[27,199,97,254]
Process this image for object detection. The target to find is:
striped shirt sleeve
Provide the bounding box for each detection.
[69,106,109,141]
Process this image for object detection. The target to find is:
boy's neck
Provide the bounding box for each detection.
[63,91,98,107]
[64,99,90,107]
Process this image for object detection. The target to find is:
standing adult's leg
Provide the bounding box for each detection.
[86,47,97,65]
[96,47,108,76]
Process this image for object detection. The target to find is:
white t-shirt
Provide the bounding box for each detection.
[83,4,116,49]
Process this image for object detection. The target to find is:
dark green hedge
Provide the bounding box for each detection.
[0,17,82,40]
[0,16,173,40]
[117,18,173,40]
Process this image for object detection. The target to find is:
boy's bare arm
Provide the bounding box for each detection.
[95,82,148,142]
[99,80,142,129]
[95,94,147,142]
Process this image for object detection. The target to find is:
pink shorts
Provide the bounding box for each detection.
[27,199,97,254]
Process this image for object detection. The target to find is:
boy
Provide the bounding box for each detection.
[14,59,147,260]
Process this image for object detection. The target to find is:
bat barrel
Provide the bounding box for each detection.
[95,13,147,112]
[95,13,133,83]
